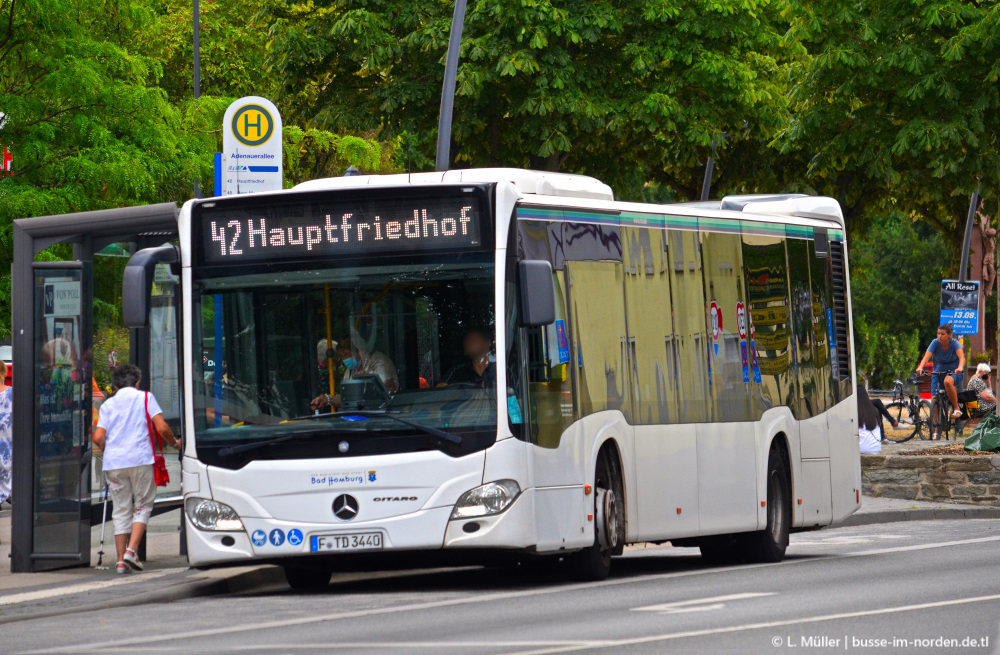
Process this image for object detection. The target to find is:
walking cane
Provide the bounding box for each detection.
[95,479,110,570]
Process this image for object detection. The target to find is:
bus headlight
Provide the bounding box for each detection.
[186,497,244,531]
[451,480,521,519]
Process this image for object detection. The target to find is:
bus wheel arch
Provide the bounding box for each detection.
[742,436,792,562]
[595,439,626,556]
[566,439,626,581]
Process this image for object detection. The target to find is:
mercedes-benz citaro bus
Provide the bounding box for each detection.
[123,168,860,589]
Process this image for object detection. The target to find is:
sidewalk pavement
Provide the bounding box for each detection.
[0,509,285,624]
[2,489,999,624]
[842,494,1000,527]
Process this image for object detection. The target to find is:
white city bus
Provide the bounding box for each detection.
[124,168,860,588]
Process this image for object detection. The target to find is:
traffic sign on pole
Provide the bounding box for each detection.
[222,96,283,195]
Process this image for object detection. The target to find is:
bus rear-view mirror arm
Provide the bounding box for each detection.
[122,244,179,328]
[519,260,556,327]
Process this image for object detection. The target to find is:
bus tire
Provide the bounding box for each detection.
[740,446,790,563]
[565,446,625,582]
[283,565,332,591]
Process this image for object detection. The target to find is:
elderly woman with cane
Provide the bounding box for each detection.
[92,364,180,574]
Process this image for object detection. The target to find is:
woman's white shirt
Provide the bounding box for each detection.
[97,387,162,470]
[859,425,882,455]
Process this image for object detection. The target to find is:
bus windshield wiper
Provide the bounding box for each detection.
[218,433,298,457]
[216,424,338,457]
[297,410,462,444]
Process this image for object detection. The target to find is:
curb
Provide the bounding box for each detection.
[839,507,1000,528]
[0,565,287,625]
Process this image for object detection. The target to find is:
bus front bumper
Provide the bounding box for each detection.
[185,489,536,568]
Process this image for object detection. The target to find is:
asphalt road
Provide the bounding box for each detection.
[3,520,999,655]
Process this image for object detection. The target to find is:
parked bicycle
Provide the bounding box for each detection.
[882,378,932,443]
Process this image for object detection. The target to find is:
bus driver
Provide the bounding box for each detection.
[310,337,398,411]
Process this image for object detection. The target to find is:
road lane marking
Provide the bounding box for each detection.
[24,534,1000,654]
[847,535,1000,557]
[85,642,608,653]
[632,592,776,614]
[502,593,1000,655]
[0,569,186,606]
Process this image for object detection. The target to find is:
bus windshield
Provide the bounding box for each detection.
[192,257,497,450]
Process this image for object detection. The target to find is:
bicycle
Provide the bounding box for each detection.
[925,370,967,441]
[882,378,932,443]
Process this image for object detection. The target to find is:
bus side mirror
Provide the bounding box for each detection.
[519,260,556,327]
[122,245,178,328]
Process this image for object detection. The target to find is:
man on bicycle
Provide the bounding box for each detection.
[916,323,966,420]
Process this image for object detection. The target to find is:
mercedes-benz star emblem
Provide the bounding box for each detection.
[332,494,359,521]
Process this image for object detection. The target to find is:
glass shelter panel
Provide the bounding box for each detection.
[33,264,91,569]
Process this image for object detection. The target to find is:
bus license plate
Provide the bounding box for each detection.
[311,532,383,552]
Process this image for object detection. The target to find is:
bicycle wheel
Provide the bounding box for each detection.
[911,400,932,440]
[883,402,915,443]
[930,397,944,440]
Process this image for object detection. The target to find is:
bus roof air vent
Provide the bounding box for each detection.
[721,194,844,225]
[292,168,615,201]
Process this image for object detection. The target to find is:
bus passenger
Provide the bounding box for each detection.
[310,337,398,411]
[438,327,496,388]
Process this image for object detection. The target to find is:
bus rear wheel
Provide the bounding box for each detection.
[740,446,790,563]
[283,565,332,591]
[565,446,625,582]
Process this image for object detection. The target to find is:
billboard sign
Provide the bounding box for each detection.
[940,280,979,335]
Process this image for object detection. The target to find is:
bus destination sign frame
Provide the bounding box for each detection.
[194,186,491,265]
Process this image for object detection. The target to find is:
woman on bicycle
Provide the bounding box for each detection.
[915,323,965,420]
[966,363,997,418]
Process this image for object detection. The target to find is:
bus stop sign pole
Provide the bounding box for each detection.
[435,0,468,172]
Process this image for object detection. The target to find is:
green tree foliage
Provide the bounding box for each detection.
[850,214,950,385]
[149,0,281,103]
[266,0,795,200]
[854,315,921,390]
[0,0,213,339]
[0,0,394,341]
[778,0,1000,241]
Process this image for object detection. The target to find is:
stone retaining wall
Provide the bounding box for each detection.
[861,454,1000,506]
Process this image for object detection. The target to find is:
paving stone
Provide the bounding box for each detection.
[949,485,988,497]
[873,484,920,500]
[968,471,1000,485]
[920,484,953,498]
[941,459,994,471]
[885,456,938,469]
[863,469,921,485]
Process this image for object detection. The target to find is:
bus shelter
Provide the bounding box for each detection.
[10,203,180,572]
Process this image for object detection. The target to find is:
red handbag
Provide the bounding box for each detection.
[145,392,170,487]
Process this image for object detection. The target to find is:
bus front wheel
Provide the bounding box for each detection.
[565,446,625,582]
[740,446,790,563]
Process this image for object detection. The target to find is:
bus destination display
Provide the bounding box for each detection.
[198,195,483,263]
